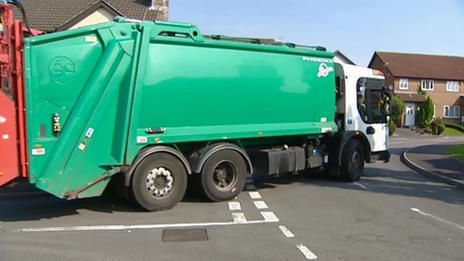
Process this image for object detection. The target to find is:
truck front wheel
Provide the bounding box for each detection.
[340,139,364,182]
[200,149,247,202]
[129,153,188,211]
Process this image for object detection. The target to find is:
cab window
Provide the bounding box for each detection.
[356,77,387,124]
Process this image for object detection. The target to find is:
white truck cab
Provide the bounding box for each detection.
[334,63,391,163]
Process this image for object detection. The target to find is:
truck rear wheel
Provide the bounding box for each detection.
[200,149,247,202]
[129,153,188,211]
[340,139,364,182]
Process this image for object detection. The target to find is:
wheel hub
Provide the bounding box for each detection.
[213,161,237,190]
[146,167,174,197]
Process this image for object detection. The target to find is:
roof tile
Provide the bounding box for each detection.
[373,51,464,81]
[395,93,426,103]
[14,0,169,32]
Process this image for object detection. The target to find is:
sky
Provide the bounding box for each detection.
[169,0,464,66]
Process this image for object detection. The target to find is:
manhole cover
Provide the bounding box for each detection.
[162,228,208,242]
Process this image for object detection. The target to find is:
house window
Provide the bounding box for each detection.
[399,78,409,90]
[444,105,460,118]
[421,80,434,91]
[446,81,459,92]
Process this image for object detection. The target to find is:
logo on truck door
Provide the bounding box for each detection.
[317,63,334,78]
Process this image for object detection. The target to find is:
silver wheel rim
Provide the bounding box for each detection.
[146,167,174,198]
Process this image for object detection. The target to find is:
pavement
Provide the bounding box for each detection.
[393,127,435,139]
[1,135,464,261]
[401,144,464,189]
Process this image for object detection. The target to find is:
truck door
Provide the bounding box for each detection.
[356,77,389,153]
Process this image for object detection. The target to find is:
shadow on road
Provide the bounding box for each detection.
[387,146,409,156]
[253,166,464,206]
[2,161,463,222]
[0,187,208,222]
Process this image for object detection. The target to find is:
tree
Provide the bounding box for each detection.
[417,83,427,97]
[391,94,406,125]
[419,96,434,129]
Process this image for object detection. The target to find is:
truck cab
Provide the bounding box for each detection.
[334,63,391,163]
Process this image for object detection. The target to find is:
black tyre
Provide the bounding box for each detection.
[200,149,247,202]
[340,139,364,182]
[129,153,188,211]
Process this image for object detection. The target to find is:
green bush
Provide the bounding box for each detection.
[391,95,406,124]
[431,119,438,134]
[437,124,446,135]
[444,123,464,133]
[389,120,397,136]
[419,96,434,128]
[431,118,446,135]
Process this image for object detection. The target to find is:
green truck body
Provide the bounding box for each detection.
[22,17,390,211]
[25,19,336,197]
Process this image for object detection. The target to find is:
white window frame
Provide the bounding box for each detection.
[446,81,459,92]
[421,80,434,91]
[399,78,409,90]
[443,105,460,119]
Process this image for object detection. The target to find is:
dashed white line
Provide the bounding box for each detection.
[296,244,318,260]
[353,182,368,190]
[278,225,295,238]
[232,213,247,223]
[228,202,241,210]
[411,207,464,231]
[253,200,268,209]
[261,211,279,222]
[249,191,262,199]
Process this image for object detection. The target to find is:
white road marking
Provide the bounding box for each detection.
[353,182,368,190]
[261,211,279,222]
[246,178,254,184]
[253,200,268,209]
[296,244,318,260]
[232,213,247,223]
[411,208,464,231]
[249,191,262,199]
[14,218,279,233]
[228,202,241,210]
[278,225,295,238]
[246,184,256,190]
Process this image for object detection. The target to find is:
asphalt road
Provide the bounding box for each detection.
[1,135,464,261]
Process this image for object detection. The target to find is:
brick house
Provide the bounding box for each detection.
[368,51,464,127]
[13,0,169,33]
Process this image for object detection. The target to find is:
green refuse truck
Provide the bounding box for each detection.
[0,17,391,211]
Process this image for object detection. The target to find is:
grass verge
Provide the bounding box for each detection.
[448,144,464,162]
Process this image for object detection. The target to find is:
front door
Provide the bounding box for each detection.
[405,103,416,126]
